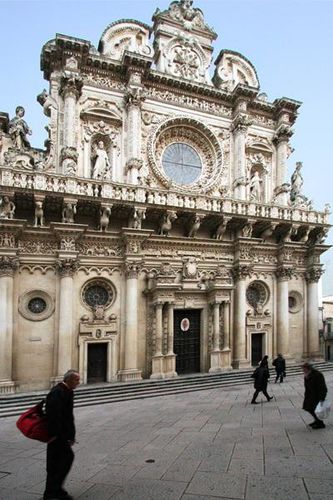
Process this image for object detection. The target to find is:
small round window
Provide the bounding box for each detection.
[28,297,47,314]
[289,291,303,313]
[82,279,115,310]
[162,143,202,185]
[246,281,268,308]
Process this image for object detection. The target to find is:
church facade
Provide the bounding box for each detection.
[0,0,330,393]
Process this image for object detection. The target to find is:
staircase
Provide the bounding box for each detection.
[1,361,332,418]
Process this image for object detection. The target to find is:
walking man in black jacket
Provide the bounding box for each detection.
[302,362,327,429]
[273,353,286,383]
[43,369,80,500]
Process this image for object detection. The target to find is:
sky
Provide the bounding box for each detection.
[0,0,332,294]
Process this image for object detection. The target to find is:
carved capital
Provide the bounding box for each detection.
[124,86,146,108]
[273,124,293,144]
[0,256,19,276]
[275,266,294,281]
[124,261,141,279]
[231,114,252,134]
[305,267,324,283]
[60,75,83,99]
[232,264,253,281]
[125,157,143,173]
[56,258,79,277]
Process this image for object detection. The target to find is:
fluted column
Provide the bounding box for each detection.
[306,267,323,359]
[209,300,223,373]
[0,256,18,393]
[55,259,79,381]
[167,302,175,355]
[124,74,145,185]
[119,263,142,381]
[164,302,177,378]
[232,113,251,200]
[275,266,292,357]
[273,125,293,205]
[60,75,83,148]
[151,301,165,379]
[221,300,232,370]
[232,265,252,368]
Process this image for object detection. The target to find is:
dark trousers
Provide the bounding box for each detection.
[44,438,74,497]
[275,371,284,383]
[252,389,270,402]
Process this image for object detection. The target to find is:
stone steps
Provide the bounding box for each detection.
[1,361,332,418]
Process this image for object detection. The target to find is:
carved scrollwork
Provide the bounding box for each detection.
[56,258,80,277]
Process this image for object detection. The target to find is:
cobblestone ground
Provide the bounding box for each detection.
[1,372,333,500]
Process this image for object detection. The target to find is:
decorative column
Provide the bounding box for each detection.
[118,262,142,381]
[59,74,83,174]
[124,71,146,185]
[164,301,177,378]
[273,125,293,205]
[151,301,165,379]
[275,266,293,358]
[53,258,79,383]
[232,265,252,368]
[0,255,19,393]
[232,109,251,200]
[306,267,323,359]
[209,300,223,373]
[221,300,232,369]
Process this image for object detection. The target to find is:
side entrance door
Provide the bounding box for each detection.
[174,309,201,374]
[251,333,263,366]
[87,343,107,383]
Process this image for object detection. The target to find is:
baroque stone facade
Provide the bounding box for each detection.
[0,0,330,392]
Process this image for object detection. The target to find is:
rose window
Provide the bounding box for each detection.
[246,281,268,308]
[82,279,115,309]
[162,143,202,185]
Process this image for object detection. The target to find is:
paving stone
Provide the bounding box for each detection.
[76,483,120,499]
[110,478,186,500]
[245,475,307,500]
[228,457,264,475]
[305,478,333,495]
[186,471,246,498]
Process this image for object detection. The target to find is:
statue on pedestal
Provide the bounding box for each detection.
[0,196,15,219]
[290,162,303,202]
[8,106,32,149]
[92,141,110,180]
[249,171,262,202]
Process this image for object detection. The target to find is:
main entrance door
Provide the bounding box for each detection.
[251,333,263,366]
[87,343,107,383]
[174,309,201,374]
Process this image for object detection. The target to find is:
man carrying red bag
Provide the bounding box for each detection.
[43,369,80,500]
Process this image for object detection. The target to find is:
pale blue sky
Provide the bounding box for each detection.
[0,0,332,293]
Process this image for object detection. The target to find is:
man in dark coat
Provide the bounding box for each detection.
[251,355,274,404]
[43,370,80,500]
[272,353,286,383]
[302,362,327,429]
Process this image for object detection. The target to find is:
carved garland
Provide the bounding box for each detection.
[147,116,223,193]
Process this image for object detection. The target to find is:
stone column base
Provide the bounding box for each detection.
[164,354,177,378]
[209,350,223,373]
[150,355,165,379]
[232,358,251,369]
[118,369,142,382]
[221,348,232,370]
[0,380,15,394]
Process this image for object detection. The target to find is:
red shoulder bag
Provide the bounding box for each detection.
[16,400,51,443]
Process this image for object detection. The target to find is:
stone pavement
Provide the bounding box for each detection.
[1,372,333,500]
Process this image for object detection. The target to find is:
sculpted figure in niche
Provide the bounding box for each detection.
[0,196,15,219]
[92,141,111,180]
[34,201,44,227]
[290,161,303,202]
[9,106,32,149]
[99,206,111,232]
[62,202,76,224]
[249,171,263,202]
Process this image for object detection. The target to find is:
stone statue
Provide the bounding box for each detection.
[62,202,76,224]
[8,106,32,149]
[131,208,146,229]
[213,219,227,240]
[188,214,203,238]
[34,201,44,227]
[0,196,15,219]
[249,171,262,202]
[92,141,110,180]
[290,162,303,202]
[99,206,111,232]
[158,211,177,236]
